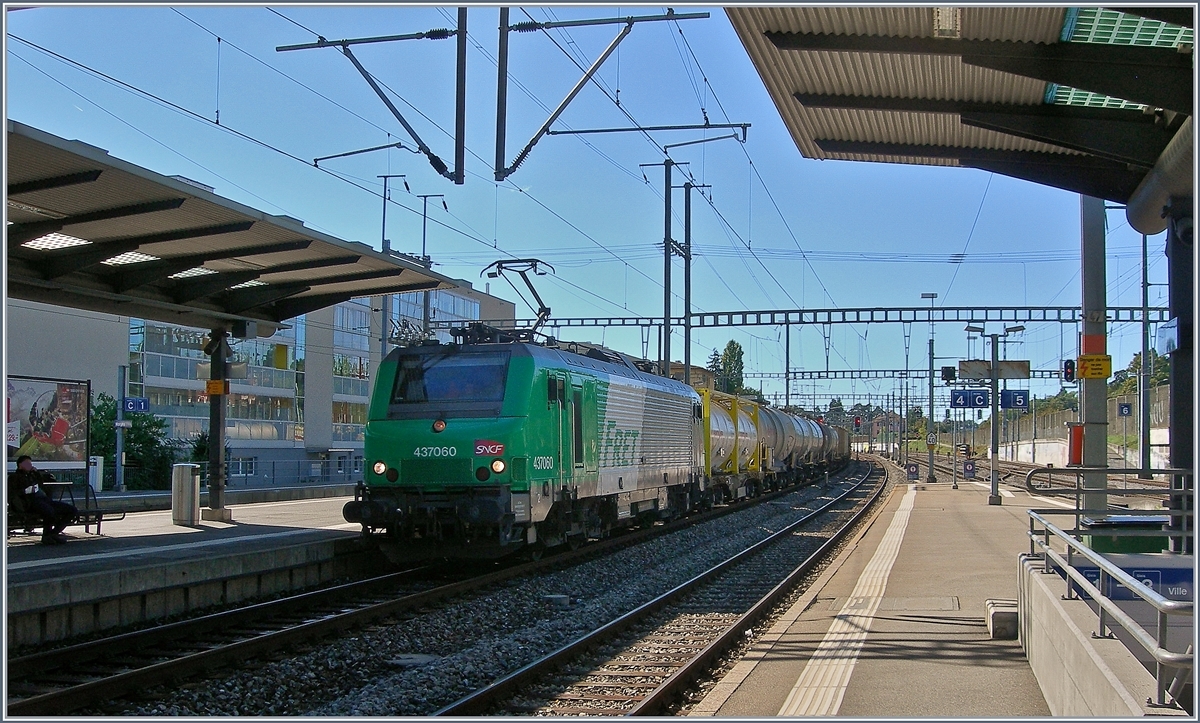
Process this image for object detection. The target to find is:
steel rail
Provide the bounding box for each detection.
[7,566,429,679]
[7,467,842,716]
[432,461,885,715]
[627,460,891,715]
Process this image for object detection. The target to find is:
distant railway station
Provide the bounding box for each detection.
[5,5,1193,717]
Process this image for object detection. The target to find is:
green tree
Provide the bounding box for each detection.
[825,397,848,427]
[89,393,183,490]
[1036,388,1078,414]
[906,406,927,437]
[706,349,724,391]
[1108,350,1170,397]
[720,340,745,393]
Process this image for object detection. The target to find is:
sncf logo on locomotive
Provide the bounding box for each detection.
[474,439,506,456]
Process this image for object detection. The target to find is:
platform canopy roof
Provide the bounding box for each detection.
[6,120,458,336]
[727,6,1193,213]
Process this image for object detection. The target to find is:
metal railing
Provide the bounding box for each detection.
[194,460,364,488]
[1026,506,1194,708]
[1025,466,1193,545]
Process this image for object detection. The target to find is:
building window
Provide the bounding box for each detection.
[333,302,370,351]
[229,457,257,476]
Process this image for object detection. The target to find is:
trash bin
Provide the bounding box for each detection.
[172,463,200,526]
[88,455,104,494]
[1082,515,1170,553]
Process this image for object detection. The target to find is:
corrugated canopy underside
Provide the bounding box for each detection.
[727,6,1193,203]
[6,120,458,336]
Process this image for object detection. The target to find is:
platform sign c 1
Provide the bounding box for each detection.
[963,460,976,479]
[906,463,920,480]
[123,397,150,413]
[1118,403,1133,417]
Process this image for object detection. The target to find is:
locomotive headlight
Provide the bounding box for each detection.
[490,458,506,474]
[432,419,447,433]
[372,461,387,476]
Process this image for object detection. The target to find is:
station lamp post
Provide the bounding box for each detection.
[922,292,937,483]
[965,323,1023,505]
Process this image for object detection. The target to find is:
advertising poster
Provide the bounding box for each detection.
[6,376,90,469]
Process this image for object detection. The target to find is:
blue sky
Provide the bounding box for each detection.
[4,4,1169,411]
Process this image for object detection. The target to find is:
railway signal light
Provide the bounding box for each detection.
[1062,359,1076,383]
[853,416,862,431]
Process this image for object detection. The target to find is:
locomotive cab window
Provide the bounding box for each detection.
[388,351,510,419]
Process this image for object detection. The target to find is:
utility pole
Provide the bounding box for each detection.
[1139,232,1152,479]
[115,365,126,492]
[683,180,692,385]
[418,194,445,334]
[923,292,937,483]
[379,174,407,356]
[662,158,673,377]
[988,332,1002,505]
[1080,196,1108,515]
[1164,196,1192,554]
[785,324,791,408]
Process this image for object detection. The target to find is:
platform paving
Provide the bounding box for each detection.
[692,466,1063,717]
[6,496,360,578]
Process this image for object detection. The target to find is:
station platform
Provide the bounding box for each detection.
[6,495,383,648]
[690,459,1186,718]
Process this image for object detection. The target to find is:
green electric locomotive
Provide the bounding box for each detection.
[344,330,705,559]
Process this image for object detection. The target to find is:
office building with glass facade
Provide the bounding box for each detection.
[7,284,513,485]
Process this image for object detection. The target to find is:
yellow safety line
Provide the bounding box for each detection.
[777,485,918,716]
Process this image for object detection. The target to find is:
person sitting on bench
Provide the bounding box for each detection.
[8,455,78,545]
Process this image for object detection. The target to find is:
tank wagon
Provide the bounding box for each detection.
[345,325,850,559]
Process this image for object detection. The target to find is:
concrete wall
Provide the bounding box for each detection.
[303,305,333,452]
[462,285,516,323]
[1001,431,1171,479]
[1017,554,1187,717]
[7,535,381,646]
[6,299,129,398]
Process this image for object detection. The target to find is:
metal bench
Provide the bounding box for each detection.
[7,480,125,537]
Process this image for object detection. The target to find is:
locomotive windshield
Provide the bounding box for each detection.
[387,350,510,417]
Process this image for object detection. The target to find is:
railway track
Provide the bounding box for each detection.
[432,461,889,716]
[7,466,848,716]
[901,454,1170,496]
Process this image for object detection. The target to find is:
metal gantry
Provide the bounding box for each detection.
[744,368,1065,380]
[430,305,1169,330]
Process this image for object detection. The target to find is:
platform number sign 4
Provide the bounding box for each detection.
[950,390,989,408]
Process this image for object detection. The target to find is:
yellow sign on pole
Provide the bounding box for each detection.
[1076,354,1112,379]
[205,379,230,395]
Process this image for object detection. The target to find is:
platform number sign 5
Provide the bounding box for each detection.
[1000,390,1028,410]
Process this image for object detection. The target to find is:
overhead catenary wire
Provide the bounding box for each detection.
[14,14,804,360]
[9,28,707,338]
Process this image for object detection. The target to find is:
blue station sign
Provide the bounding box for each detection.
[950,390,990,408]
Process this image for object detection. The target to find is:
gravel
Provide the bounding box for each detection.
[93,473,868,716]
